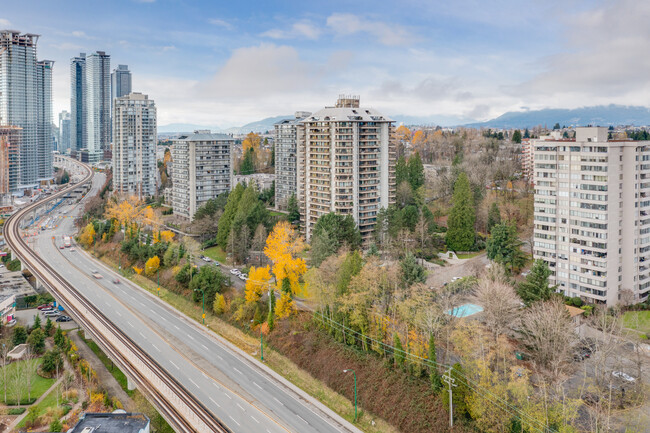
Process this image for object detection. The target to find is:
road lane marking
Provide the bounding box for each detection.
[174,325,180,330]
[115,311,122,317]
[139,332,146,339]
[236,403,245,411]
[297,415,309,424]
[273,397,284,406]
[209,397,221,408]
[187,334,195,340]
[233,367,243,375]
[152,344,161,352]
[127,321,134,328]
[216,354,223,360]
[201,344,208,350]
[170,361,180,370]
[225,393,232,400]
[189,378,200,389]
[228,416,240,427]
[251,415,260,424]
[254,381,263,390]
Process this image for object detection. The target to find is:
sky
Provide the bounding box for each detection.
[2,0,649,127]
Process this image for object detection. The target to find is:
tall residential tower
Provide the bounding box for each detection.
[112,93,157,198]
[533,127,650,306]
[0,30,53,190]
[297,96,396,242]
[85,51,110,162]
[274,111,310,210]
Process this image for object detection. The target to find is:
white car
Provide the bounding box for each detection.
[238,274,248,281]
[229,269,241,275]
[201,256,211,262]
[44,310,61,317]
[612,371,636,383]
[451,276,462,282]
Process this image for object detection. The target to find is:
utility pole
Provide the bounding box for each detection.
[442,367,457,428]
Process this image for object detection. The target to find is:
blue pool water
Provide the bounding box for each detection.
[447,303,484,318]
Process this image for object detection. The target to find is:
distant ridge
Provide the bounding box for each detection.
[463,105,650,129]
[158,115,292,135]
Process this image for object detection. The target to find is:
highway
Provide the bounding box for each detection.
[24,170,359,433]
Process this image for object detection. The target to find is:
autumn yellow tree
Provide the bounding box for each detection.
[245,265,272,304]
[412,130,426,146]
[145,256,160,277]
[396,125,411,143]
[105,196,160,232]
[263,221,307,317]
[79,223,96,248]
[242,132,261,152]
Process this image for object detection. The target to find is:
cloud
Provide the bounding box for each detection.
[208,18,233,29]
[50,42,84,51]
[261,20,321,40]
[0,18,11,27]
[71,30,86,38]
[326,13,413,46]
[161,45,176,51]
[516,0,650,106]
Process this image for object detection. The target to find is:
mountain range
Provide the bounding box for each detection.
[158,105,650,134]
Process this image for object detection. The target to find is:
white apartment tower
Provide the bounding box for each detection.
[171,131,233,220]
[298,96,396,242]
[533,127,650,306]
[274,111,311,210]
[112,93,157,198]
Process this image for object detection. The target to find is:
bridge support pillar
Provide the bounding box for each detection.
[84,328,92,341]
[127,376,136,391]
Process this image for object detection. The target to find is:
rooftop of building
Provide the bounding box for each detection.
[175,130,234,142]
[303,106,392,123]
[68,412,150,433]
[0,270,37,299]
[275,111,312,126]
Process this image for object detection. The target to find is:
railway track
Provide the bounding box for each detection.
[4,158,230,433]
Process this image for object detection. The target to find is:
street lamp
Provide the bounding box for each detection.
[194,288,205,324]
[343,369,357,422]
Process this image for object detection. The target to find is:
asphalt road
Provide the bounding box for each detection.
[28,174,355,433]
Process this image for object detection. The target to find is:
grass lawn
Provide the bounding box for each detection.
[203,246,227,263]
[622,310,650,335]
[1,359,55,405]
[80,333,133,396]
[456,251,483,259]
[16,383,70,429]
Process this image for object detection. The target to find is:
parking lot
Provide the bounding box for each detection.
[12,307,78,331]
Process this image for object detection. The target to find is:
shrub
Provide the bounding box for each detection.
[50,418,63,432]
[8,408,26,415]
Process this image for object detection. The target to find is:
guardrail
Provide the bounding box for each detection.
[4,157,230,433]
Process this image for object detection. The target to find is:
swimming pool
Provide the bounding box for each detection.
[446,303,484,318]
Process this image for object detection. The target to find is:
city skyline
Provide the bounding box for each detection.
[1,0,648,127]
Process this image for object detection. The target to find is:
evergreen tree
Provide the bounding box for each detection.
[517,259,556,304]
[445,172,476,251]
[400,253,426,287]
[267,289,275,330]
[240,148,255,174]
[487,202,502,233]
[281,277,291,295]
[216,183,245,248]
[553,122,561,130]
[27,328,46,354]
[512,129,522,144]
[54,326,65,349]
[32,314,41,331]
[44,317,53,335]
[287,194,300,223]
[441,363,469,418]
[12,325,27,346]
[428,334,442,392]
[486,223,526,273]
[524,128,530,139]
[393,333,405,369]
[407,152,425,190]
[310,227,338,267]
[396,155,408,186]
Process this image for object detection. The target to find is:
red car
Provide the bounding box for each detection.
[37,304,53,310]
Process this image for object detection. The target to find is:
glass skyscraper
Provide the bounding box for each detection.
[70,53,86,152]
[85,51,110,163]
[0,30,53,190]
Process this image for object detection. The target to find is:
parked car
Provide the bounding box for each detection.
[612,371,636,383]
[212,262,220,267]
[56,315,72,322]
[451,276,462,282]
[201,256,211,262]
[44,310,61,317]
[37,303,53,310]
[70,247,76,252]
[6,319,16,327]
[230,269,241,275]
[238,273,248,281]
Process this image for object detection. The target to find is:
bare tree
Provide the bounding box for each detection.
[252,224,267,266]
[23,349,39,403]
[518,298,577,381]
[472,274,521,340]
[10,357,26,406]
[414,213,428,250]
[0,341,8,403]
[619,288,636,308]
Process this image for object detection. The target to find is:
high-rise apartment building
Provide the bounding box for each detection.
[171,131,233,220]
[70,54,86,152]
[111,65,131,108]
[533,127,650,306]
[58,111,71,154]
[85,51,110,163]
[0,31,53,189]
[274,111,311,210]
[0,126,21,203]
[112,93,157,198]
[297,96,396,242]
